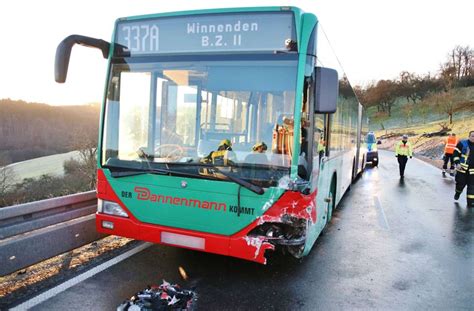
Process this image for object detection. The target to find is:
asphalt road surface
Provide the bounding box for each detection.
[19,151,474,310]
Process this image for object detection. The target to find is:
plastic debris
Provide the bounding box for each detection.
[178,266,188,281]
[117,280,197,310]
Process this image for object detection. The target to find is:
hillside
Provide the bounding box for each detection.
[6,151,82,184]
[0,99,100,164]
[367,86,474,131]
[375,117,474,169]
[367,84,473,169]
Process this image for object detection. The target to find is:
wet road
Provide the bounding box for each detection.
[23,151,474,310]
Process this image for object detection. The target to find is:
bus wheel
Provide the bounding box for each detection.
[328,183,336,220]
[323,183,336,234]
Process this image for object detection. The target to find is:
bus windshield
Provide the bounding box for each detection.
[101,55,298,187]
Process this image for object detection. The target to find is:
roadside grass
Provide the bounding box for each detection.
[368,86,474,131]
[376,117,474,139]
[369,85,473,165]
[4,151,81,185]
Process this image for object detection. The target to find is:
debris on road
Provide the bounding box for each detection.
[117,280,197,311]
[178,266,188,281]
[420,122,451,138]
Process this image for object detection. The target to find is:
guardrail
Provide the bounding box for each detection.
[0,191,105,276]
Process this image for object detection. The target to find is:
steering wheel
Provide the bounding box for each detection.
[154,144,185,161]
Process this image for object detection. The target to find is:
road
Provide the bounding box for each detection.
[15,151,474,310]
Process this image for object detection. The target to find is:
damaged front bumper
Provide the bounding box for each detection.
[97,212,276,264]
[246,216,307,258]
[96,190,316,265]
[97,213,308,265]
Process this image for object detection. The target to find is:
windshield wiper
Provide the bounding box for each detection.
[108,166,201,179]
[211,165,264,195]
[166,162,264,195]
[110,169,165,178]
[106,162,264,195]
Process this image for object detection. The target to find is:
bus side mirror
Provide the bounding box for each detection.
[55,35,110,83]
[314,67,338,114]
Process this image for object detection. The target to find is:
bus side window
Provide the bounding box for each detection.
[298,77,313,180]
[313,114,325,166]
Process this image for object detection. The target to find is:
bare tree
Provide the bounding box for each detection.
[0,155,16,206]
[372,80,399,117]
[432,92,455,124]
[440,45,474,88]
[66,130,97,189]
[398,71,420,104]
[361,80,397,116]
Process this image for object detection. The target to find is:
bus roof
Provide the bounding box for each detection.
[116,6,306,22]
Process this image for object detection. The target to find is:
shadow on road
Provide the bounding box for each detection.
[451,204,473,250]
[398,178,405,187]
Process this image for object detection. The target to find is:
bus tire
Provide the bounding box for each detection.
[322,178,336,234]
[331,178,337,211]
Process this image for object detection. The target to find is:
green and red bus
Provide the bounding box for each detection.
[55,6,367,264]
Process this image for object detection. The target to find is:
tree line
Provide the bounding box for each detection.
[0,100,100,207]
[355,45,474,122]
[0,142,97,207]
[0,99,100,164]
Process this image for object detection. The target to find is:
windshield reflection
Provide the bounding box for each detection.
[102,56,297,186]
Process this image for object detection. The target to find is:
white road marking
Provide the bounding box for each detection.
[374,196,390,230]
[11,242,152,310]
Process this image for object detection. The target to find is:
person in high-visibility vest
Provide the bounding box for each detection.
[395,134,413,179]
[317,138,326,158]
[202,139,236,166]
[453,131,474,207]
[252,141,268,154]
[443,133,458,176]
[244,141,269,164]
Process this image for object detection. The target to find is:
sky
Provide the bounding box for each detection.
[0,0,472,106]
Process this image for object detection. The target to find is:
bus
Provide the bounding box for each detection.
[55,6,366,264]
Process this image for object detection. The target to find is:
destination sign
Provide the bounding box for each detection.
[115,12,295,56]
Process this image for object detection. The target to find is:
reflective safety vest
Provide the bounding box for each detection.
[395,140,413,157]
[209,149,236,166]
[317,139,325,153]
[368,142,377,152]
[444,136,458,154]
[453,140,470,165]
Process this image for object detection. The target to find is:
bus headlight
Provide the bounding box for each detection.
[98,199,129,218]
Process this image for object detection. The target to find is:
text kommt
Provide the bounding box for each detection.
[134,186,227,212]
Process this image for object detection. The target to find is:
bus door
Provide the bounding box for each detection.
[312,113,332,231]
[153,71,204,160]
